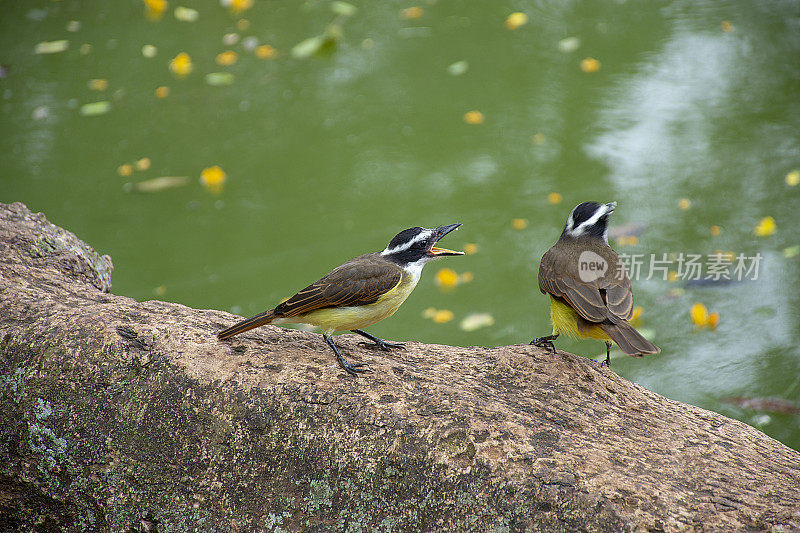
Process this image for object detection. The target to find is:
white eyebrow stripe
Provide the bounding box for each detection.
[380,230,433,255]
[567,205,608,237]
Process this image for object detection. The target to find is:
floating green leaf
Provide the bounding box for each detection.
[35,40,69,54]
[331,1,357,17]
[174,6,199,21]
[125,176,189,193]
[205,72,235,86]
[447,60,469,76]
[79,101,111,116]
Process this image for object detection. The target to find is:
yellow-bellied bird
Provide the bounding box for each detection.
[532,202,659,366]
[218,224,464,375]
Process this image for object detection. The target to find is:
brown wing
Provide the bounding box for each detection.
[272,253,403,318]
[538,244,634,324]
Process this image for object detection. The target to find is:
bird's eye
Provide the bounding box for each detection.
[417,241,427,249]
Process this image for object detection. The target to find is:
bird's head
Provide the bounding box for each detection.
[381,223,464,268]
[562,201,616,241]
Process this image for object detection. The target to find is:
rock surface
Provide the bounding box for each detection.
[1,201,799,532]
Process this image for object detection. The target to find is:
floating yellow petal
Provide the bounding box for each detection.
[786,170,800,187]
[547,192,562,205]
[505,12,528,30]
[435,268,459,289]
[512,218,528,230]
[400,6,423,19]
[432,309,454,324]
[754,216,776,237]
[459,272,474,283]
[707,312,720,329]
[721,20,733,33]
[135,157,151,171]
[690,302,709,327]
[532,132,546,145]
[667,271,678,282]
[463,243,478,255]
[216,50,238,66]
[255,44,277,59]
[710,225,721,236]
[422,307,437,319]
[155,86,170,98]
[463,110,484,124]
[143,0,168,20]
[88,78,108,91]
[678,198,691,210]
[580,57,601,73]
[201,165,227,194]
[227,0,253,15]
[117,164,133,177]
[237,19,250,31]
[616,235,639,246]
[169,52,193,78]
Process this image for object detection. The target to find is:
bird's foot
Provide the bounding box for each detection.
[530,334,559,354]
[358,339,405,351]
[337,354,370,376]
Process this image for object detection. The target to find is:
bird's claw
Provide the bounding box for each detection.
[530,335,558,354]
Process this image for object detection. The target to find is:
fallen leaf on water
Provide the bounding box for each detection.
[255,44,277,59]
[447,60,469,76]
[142,44,158,58]
[144,0,168,20]
[169,52,193,77]
[126,176,189,193]
[505,12,528,30]
[512,218,528,230]
[224,0,253,15]
[547,192,562,205]
[691,302,719,329]
[35,40,69,54]
[400,6,423,19]
[580,57,601,73]
[557,36,581,53]
[754,216,776,237]
[201,165,227,193]
[460,312,495,331]
[432,309,454,323]
[135,157,151,171]
[88,79,108,91]
[216,50,238,66]
[331,1,357,17]
[615,235,639,246]
[205,72,235,86]
[783,245,800,258]
[174,6,199,21]
[80,101,111,116]
[463,243,478,255]
[463,110,484,124]
[435,268,459,289]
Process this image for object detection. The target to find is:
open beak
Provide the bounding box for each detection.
[428,223,465,257]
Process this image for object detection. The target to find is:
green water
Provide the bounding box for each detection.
[2,1,799,449]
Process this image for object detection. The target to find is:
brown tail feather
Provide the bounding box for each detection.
[218,309,276,340]
[600,321,660,357]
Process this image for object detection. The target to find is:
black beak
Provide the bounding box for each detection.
[429,223,464,256]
